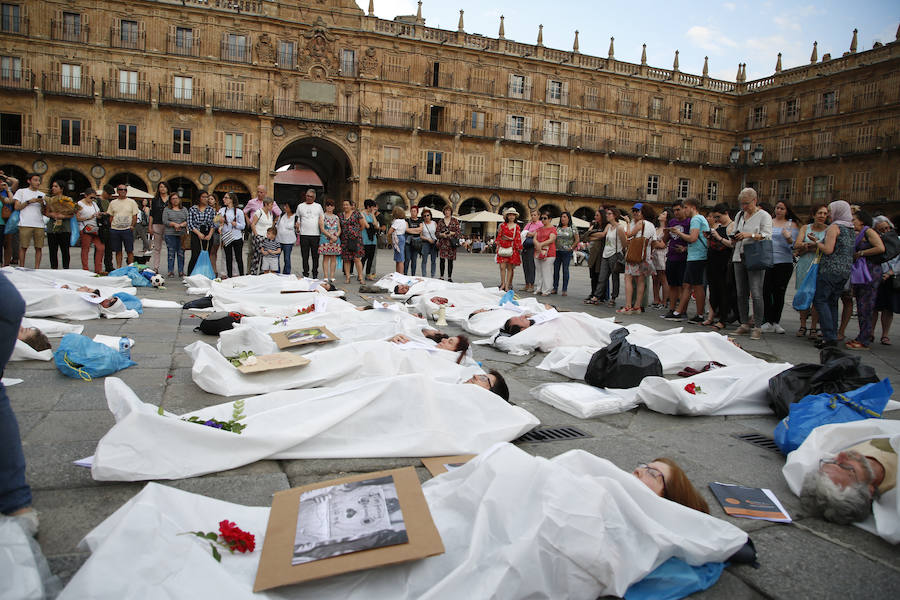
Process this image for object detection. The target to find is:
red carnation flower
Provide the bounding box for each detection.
[218,520,256,553]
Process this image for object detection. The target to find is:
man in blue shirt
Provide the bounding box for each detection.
[664,198,709,322]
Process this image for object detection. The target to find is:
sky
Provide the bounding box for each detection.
[355,1,898,81]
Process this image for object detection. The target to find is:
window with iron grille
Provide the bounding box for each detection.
[175,27,193,51]
[1,4,20,33]
[614,170,628,191]
[60,118,81,146]
[62,64,81,90]
[118,124,137,151]
[509,115,525,137]
[0,55,20,81]
[225,34,248,61]
[471,111,485,131]
[822,91,836,112]
[119,70,137,95]
[646,174,659,198]
[173,129,191,155]
[706,180,718,204]
[681,101,693,121]
[711,106,723,126]
[120,20,138,45]
[62,12,81,39]
[277,41,295,68]
[509,74,525,97]
[547,80,562,102]
[425,151,443,175]
[174,76,192,100]
[851,171,870,193]
[677,178,690,200]
[340,49,356,75]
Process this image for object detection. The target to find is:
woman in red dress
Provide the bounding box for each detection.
[496,207,523,291]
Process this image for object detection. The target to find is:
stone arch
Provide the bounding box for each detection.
[574,206,595,224]
[458,197,487,215]
[0,163,28,184]
[48,168,91,197]
[167,176,199,206]
[499,200,526,220]
[273,135,355,205]
[538,203,562,218]
[418,193,446,212]
[213,179,252,207]
[107,172,148,192]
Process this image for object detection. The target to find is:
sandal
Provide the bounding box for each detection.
[796,326,807,337]
[845,340,869,350]
[881,336,891,345]
[701,320,714,326]
[711,322,725,330]
[583,297,599,305]
[616,306,633,314]
[807,328,819,339]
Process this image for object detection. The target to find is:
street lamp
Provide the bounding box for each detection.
[729,137,763,189]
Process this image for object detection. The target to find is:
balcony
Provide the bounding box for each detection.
[582,94,605,111]
[540,130,570,147]
[503,125,534,143]
[110,27,145,51]
[610,138,642,156]
[51,20,90,44]
[101,80,151,103]
[534,176,567,194]
[425,69,454,89]
[278,52,297,70]
[372,109,415,128]
[274,100,358,123]
[370,162,415,181]
[675,148,707,163]
[838,138,882,155]
[506,84,532,101]
[647,105,669,121]
[546,91,569,106]
[221,41,251,64]
[467,76,494,95]
[679,112,701,126]
[183,0,262,12]
[0,70,32,91]
[452,170,493,187]
[0,15,28,35]
[568,180,608,197]
[577,135,608,152]
[708,114,726,129]
[851,92,882,111]
[0,130,37,151]
[158,85,205,109]
[777,109,800,125]
[41,73,94,97]
[212,91,257,113]
[616,99,639,117]
[381,65,410,83]
[166,33,201,57]
[459,119,497,138]
[746,114,767,130]
[813,100,839,118]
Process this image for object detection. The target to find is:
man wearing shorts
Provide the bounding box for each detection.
[664,198,709,322]
[13,174,46,269]
[106,185,140,268]
[661,200,689,313]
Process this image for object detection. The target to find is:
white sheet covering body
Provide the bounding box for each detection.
[783,420,900,544]
[91,376,538,480]
[4,268,139,320]
[538,331,765,378]
[65,444,747,599]
[211,288,351,317]
[185,339,481,396]
[219,309,429,357]
[404,285,502,321]
[488,312,670,356]
[459,298,551,337]
[0,266,134,290]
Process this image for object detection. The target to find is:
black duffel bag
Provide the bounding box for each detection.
[584,328,663,389]
[767,347,880,419]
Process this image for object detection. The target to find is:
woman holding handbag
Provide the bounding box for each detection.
[731,188,773,340]
[810,200,855,349]
[793,205,828,338]
[520,210,541,292]
[585,207,627,306]
[76,189,105,273]
[846,210,885,349]
[532,212,557,295]
[187,191,216,276]
[338,199,367,284]
[435,205,461,281]
[419,209,438,278]
[495,207,522,291]
[619,203,656,314]
[44,180,76,270]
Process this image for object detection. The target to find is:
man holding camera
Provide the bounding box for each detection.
[13,174,46,269]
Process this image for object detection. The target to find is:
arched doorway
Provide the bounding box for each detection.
[374,191,404,228]
[458,197,487,215]
[274,137,352,206]
[418,193,446,212]
[499,200,526,221]
[538,203,561,218]
[574,206,595,224]
[167,176,199,206]
[214,179,252,208]
[0,164,27,185]
[48,168,91,197]
[108,172,148,193]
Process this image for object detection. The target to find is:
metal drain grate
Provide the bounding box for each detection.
[733,432,781,453]
[514,426,592,444]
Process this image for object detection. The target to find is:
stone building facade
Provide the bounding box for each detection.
[0,0,897,223]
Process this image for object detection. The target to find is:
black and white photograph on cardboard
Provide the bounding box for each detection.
[292,475,408,565]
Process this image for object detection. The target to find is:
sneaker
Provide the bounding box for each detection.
[750,327,762,340]
[662,311,684,321]
[687,315,704,324]
[773,323,786,334]
[733,324,752,335]
[760,323,774,333]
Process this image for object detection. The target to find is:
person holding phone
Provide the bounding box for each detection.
[761,201,800,334]
[13,174,46,269]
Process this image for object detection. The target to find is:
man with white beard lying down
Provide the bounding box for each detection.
[61,444,748,599]
[87,373,523,481]
[484,309,669,356]
[185,338,488,397]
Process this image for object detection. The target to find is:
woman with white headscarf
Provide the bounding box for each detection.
[809,200,855,349]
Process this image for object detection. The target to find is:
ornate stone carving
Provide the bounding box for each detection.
[298,24,339,76]
[278,74,292,90]
[258,95,273,110]
[360,47,379,76]
[256,33,276,64]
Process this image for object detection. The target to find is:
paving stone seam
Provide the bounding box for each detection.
[791,521,900,574]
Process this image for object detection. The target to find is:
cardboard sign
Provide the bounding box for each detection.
[254,467,444,591]
[420,455,476,477]
[235,352,310,374]
[269,326,338,350]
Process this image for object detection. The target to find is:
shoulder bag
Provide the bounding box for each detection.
[739,213,774,271]
[625,223,648,264]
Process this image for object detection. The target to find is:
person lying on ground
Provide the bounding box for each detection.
[17,325,50,352]
[388,330,471,365]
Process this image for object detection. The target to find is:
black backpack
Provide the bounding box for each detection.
[182,296,213,310]
[194,312,243,335]
[584,328,663,389]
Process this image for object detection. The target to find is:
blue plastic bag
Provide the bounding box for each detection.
[625,558,725,600]
[4,209,19,234]
[112,292,143,314]
[190,250,215,279]
[499,289,519,306]
[791,255,819,311]
[54,333,136,381]
[70,215,80,246]
[774,378,892,454]
[109,265,151,287]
